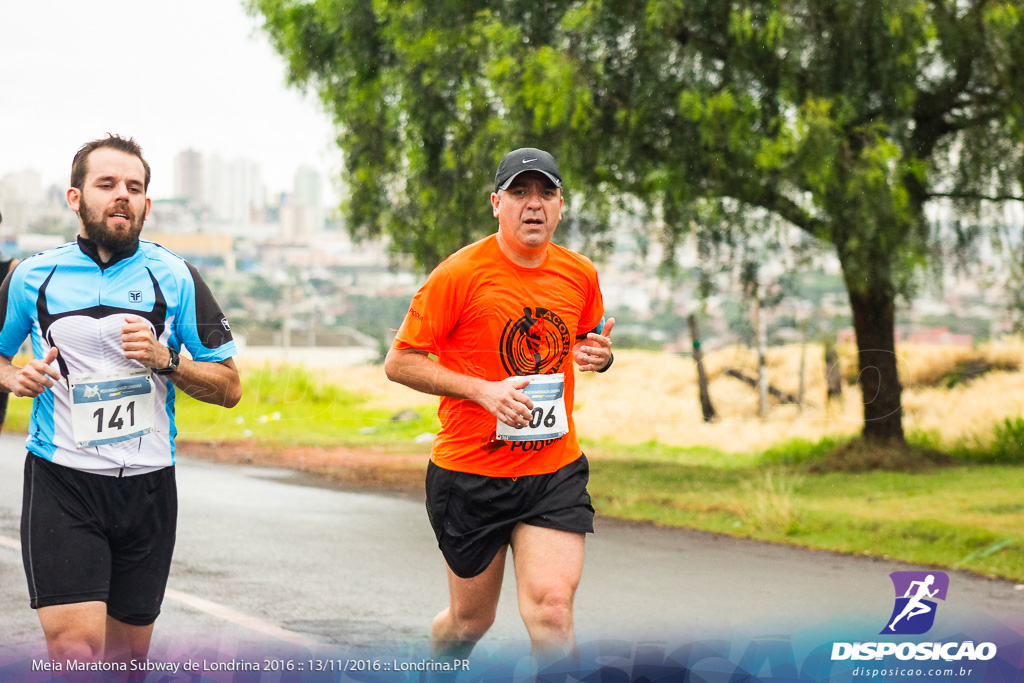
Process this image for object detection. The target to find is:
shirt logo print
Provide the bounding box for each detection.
[499,307,571,376]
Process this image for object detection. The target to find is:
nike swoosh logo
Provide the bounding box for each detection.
[523,158,537,164]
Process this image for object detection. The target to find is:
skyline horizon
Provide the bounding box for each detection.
[0,147,340,205]
[2,0,342,207]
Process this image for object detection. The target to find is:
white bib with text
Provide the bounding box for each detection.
[495,373,568,442]
[69,367,156,448]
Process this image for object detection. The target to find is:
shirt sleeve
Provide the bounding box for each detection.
[0,263,32,357]
[576,262,606,338]
[176,263,236,362]
[393,264,464,354]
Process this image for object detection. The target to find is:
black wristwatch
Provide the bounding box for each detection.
[154,346,180,375]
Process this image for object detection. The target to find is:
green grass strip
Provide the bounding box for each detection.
[588,459,1024,581]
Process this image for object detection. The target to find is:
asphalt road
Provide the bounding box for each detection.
[1,432,1022,663]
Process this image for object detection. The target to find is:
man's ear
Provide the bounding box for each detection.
[66,187,81,213]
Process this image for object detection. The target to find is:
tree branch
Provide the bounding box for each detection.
[912,0,990,154]
[928,192,1024,203]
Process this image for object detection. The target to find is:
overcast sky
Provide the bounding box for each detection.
[0,0,340,202]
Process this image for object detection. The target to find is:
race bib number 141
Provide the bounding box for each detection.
[69,368,156,448]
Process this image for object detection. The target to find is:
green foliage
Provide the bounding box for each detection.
[248,0,596,270]
[759,435,853,467]
[251,0,1024,442]
[952,416,1024,465]
[985,417,1024,463]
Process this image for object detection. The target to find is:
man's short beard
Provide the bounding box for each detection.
[79,196,145,253]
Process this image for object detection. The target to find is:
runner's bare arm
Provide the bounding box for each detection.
[573,317,615,372]
[384,347,534,428]
[121,316,241,408]
[164,357,241,408]
[0,348,62,397]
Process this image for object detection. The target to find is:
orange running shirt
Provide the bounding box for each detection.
[393,234,605,477]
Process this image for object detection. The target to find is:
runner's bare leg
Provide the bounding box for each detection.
[510,524,585,666]
[104,615,155,665]
[432,546,508,658]
[37,602,107,662]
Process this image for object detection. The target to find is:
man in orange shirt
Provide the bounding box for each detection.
[385,148,615,665]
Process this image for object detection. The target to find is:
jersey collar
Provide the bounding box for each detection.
[77,235,140,270]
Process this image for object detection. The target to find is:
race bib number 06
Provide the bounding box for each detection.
[496,373,568,442]
[69,368,156,448]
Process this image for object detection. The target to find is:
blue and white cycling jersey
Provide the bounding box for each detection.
[0,237,236,473]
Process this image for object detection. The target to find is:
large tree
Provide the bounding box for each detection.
[252,0,1024,444]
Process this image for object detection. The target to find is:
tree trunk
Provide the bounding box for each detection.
[825,345,842,403]
[688,314,716,422]
[754,298,769,419]
[797,337,806,414]
[844,284,905,443]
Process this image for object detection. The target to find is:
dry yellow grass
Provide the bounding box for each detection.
[572,346,865,452]
[237,340,1024,454]
[841,340,1024,388]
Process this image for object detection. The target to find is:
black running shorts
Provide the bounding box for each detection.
[20,454,178,626]
[425,454,595,579]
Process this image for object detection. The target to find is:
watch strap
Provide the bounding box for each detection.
[154,346,180,375]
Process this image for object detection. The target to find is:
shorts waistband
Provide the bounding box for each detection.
[29,455,169,478]
[83,464,169,478]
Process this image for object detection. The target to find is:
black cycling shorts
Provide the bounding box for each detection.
[20,454,177,626]
[425,454,595,579]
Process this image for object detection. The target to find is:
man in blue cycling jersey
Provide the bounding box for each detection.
[0,208,18,434]
[0,135,241,665]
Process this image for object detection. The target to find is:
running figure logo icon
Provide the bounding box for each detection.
[499,307,571,376]
[881,571,949,635]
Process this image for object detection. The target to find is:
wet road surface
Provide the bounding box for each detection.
[1,433,1021,661]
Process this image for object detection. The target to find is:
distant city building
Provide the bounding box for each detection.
[279,202,316,244]
[1,169,43,204]
[225,158,264,226]
[205,154,227,219]
[174,149,204,208]
[275,166,325,244]
[293,165,324,230]
[146,232,236,273]
[906,327,973,346]
[178,150,266,226]
[0,169,43,233]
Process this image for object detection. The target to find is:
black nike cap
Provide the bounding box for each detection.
[494,148,562,192]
